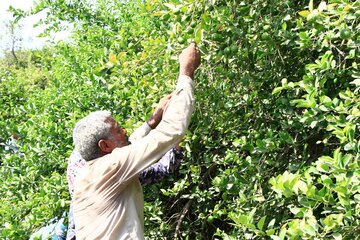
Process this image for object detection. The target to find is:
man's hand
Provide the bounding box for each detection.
[147,94,173,129]
[179,43,201,79]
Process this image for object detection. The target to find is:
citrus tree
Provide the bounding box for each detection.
[1,0,359,239]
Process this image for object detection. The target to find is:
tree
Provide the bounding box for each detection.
[2,20,23,63]
[0,0,359,239]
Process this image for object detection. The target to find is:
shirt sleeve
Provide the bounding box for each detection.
[109,75,194,188]
[139,147,183,186]
[129,122,152,144]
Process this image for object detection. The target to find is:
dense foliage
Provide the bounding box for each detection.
[1,0,359,239]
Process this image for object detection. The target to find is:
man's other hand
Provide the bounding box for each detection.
[147,94,173,129]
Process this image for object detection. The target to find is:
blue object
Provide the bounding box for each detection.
[52,222,67,240]
[30,218,67,240]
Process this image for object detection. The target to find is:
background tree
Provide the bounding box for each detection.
[2,20,23,64]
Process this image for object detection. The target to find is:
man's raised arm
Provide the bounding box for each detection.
[111,43,201,183]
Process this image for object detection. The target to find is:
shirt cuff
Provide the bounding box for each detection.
[129,122,152,143]
[176,75,194,90]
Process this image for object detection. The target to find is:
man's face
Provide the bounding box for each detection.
[107,117,130,150]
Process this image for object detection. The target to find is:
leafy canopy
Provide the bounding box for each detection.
[0,0,359,239]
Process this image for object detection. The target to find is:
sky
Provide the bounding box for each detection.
[0,0,70,54]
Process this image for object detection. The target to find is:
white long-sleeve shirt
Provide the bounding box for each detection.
[73,75,194,239]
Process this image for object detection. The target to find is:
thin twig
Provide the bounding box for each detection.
[173,199,193,239]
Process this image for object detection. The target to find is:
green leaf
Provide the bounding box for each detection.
[298,10,310,17]
[320,95,332,106]
[289,207,305,217]
[257,216,266,231]
[256,139,265,148]
[272,87,284,95]
[333,148,341,163]
[335,186,347,196]
[294,180,308,194]
[278,225,287,240]
[349,79,360,86]
[303,223,316,236]
[299,32,310,40]
[229,213,248,225]
[354,194,360,203]
[164,3,177,12]
[298,197,311,207]
[340,155,352,168]
[266,229,275,236]
[194,27,203,44]
[320,175,332,186]
[268,218,276,229]
[318,1,327,12]
[310,121,317,129]
[109,52,117,64]
[332,233,342,240]
[309,0,314,11]
[290,99,310,108]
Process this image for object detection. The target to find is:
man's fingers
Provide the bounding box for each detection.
[164,94,172,100]
[158,94,172,107]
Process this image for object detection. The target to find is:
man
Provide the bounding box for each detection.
[66,145,183,240]
[72,43,200,239]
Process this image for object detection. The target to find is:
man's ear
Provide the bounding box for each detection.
[98,139,113,153]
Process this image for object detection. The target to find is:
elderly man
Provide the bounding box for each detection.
[71,43,200,239]
[66,145,183,240]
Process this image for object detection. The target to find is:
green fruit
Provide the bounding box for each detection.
[178,37,185,44]
[340,28,351,39]
[207,216,215,223]
[261,32,271,41]
[224,47,231,55]
[191,22,197,28]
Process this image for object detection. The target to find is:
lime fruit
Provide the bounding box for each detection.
[224,47,231,55]
[261,32,271,41]
[340,29,351,39]
[207,216,215,223]
[178,37,185,44]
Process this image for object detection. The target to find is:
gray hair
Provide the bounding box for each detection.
[72,110,113,161]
